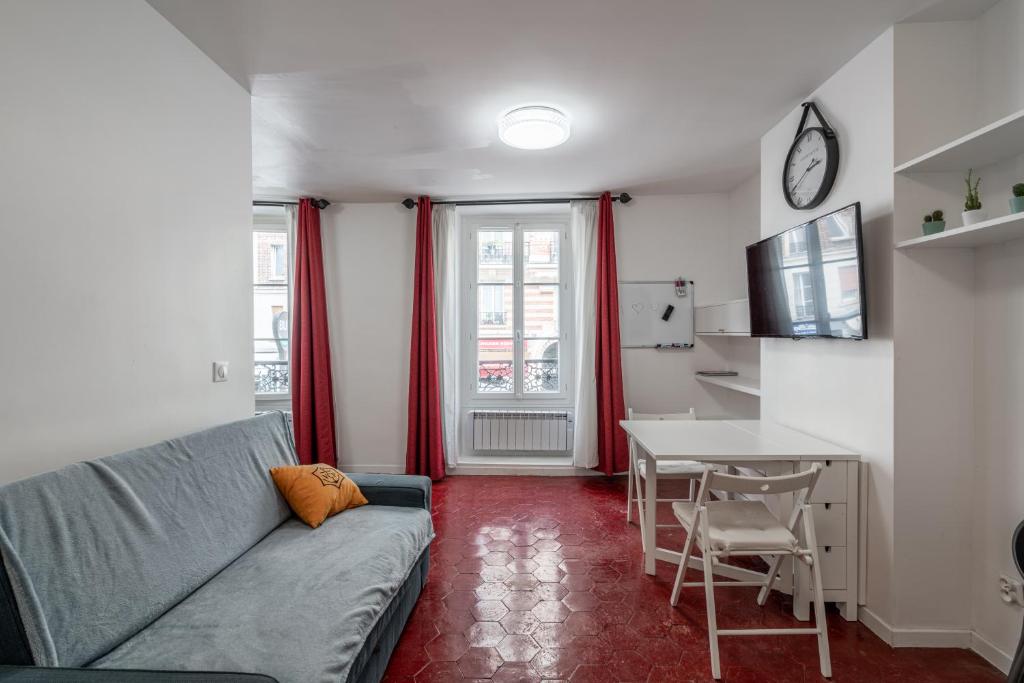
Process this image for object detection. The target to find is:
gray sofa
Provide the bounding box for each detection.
[0,413,432,683]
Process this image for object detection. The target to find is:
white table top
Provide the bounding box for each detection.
[619,419,858,462]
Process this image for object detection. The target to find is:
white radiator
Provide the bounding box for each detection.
[471,410,573,453]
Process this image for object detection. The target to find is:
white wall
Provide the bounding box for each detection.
[970,0,1024,663]
[0,0,253,484]
[321,204,415,473]
[616,194,759,420]
[759,30,897,623]
[891,0,1024,666]
[322,193,759,472]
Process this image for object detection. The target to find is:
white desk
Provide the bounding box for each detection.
[619,418,860,621]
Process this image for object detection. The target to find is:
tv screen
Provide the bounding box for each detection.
[746,202,867,340]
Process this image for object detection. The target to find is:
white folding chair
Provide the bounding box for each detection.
[625,408,703,552]
[669,465,831,680]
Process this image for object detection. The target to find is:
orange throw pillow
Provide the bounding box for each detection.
[270,464,368,528]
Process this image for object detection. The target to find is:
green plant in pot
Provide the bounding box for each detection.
[962,168,987,226]
[922,210,945,235]
[1011,183,1024,214]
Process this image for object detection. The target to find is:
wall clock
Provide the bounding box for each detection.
[783,101,839,211]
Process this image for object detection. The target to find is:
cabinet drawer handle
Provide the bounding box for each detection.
[824,503,831,510]
[825,459,832,467]
[824,546,832,553]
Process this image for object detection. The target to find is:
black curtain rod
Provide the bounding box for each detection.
[400,193,632,209]
[253,199,330,209]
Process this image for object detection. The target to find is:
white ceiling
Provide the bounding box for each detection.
[149,0,951,202]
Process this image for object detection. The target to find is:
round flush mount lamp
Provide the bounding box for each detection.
[498,105,570,150]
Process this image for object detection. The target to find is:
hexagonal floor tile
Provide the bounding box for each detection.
[531,600,571,623]
[502,590,541,611]
[465,621,507,648]
[499,610,541,636]
[495,634,540,663]
[423,632,470,662]
[456,646,503,678]
[471,600,510,621]
[561,591,601,612]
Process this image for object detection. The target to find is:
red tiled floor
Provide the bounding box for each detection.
[384,476,1003,682]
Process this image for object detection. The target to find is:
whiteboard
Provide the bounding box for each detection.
[618,281,694,348]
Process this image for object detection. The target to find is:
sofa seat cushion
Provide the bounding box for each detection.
[90,505,433,683]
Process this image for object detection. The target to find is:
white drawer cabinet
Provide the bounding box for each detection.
[811,503,846,547]
[818,546,847,590]
[695,299,750,335]
[809,460,847,502]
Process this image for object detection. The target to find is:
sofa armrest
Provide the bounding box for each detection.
[347,474,432,511]
[0,666,277,682]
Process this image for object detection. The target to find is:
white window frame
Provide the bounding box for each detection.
[460,216,573,406]
[253,208,293,408]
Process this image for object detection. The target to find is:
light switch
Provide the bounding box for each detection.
[212,361,229,383]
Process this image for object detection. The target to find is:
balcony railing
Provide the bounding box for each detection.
[256,360,288,394]
[479,359,558,393]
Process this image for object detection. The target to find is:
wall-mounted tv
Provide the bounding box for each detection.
[746,202,867,340]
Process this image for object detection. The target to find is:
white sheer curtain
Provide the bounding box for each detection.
[432,204,460,468]
[570,200,599,468]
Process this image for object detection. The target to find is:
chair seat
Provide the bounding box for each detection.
[672,500,799,554]
[637,458,705,478]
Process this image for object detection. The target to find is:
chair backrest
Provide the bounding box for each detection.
[698,463,822,503]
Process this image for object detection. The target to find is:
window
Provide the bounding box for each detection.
[791,270,814,319]
[253,206,291,397]
[786,228,807,256]
[463,219,571,401]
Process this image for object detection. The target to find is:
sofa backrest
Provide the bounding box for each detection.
[0,412,297,668]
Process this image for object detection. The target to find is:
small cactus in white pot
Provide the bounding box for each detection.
[962,169,987,226]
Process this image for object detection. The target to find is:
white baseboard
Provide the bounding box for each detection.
[857,607,1012,674]
[971,630,1013,674]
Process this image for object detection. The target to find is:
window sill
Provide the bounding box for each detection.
[255,394,291,412]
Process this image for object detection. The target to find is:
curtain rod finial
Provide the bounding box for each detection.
[402,198,417,209]
[619,192,633,204]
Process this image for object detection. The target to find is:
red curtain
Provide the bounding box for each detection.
[406,196,446,481]
[594,192,629,475]
[291,198,337,467]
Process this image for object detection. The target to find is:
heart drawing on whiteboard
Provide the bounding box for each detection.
[631,302,644,315]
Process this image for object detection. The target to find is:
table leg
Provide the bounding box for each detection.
[643,451,657,575]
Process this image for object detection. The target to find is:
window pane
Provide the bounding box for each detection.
[478,230,513,283]
[254,229,289,394]
[478,338,513,393]
[524,339,559,393]
[524,284,558,338]
[524,231,559,283]
[477,284,513,337]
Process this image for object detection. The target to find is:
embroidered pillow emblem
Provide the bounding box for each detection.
[311,464,344,488]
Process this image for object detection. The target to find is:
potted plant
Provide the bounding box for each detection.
[922,210,945,235]
[1011,183,1024,214]
[963,169,987,226]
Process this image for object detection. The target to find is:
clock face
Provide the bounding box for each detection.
[783,127,838,210]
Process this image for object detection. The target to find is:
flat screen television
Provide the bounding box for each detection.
[746,202,867,340]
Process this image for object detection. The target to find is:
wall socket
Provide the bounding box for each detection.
[999,574,1024,606]
[212,361,229,383]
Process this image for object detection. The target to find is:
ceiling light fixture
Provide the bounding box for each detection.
[498,105,570,150]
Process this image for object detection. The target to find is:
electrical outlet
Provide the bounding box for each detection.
[999,575,1024,606]
[212,361,229,383]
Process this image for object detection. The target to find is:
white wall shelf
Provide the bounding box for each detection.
[895,212,1024,249]
[894,108,1024,174]
[695,374,761,397]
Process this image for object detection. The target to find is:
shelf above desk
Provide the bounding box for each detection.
[894,108,1024,174]
[895,212,1024,249]
[695,374,761,397]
